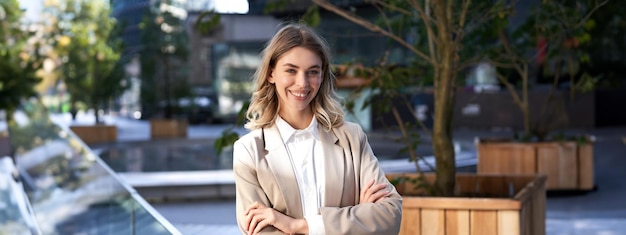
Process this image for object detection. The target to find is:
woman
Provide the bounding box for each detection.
[233,23,402,235]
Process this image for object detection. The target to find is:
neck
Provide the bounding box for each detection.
[279,109,314,130]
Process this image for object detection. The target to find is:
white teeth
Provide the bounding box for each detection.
[291,91,308,98]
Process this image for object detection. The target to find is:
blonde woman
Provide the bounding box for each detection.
[233,23,402,235]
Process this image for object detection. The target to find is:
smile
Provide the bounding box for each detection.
[290,90,309,98]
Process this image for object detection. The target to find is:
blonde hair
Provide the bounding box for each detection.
[244,23,344,131]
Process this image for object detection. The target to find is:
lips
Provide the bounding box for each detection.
[290,90,310,99]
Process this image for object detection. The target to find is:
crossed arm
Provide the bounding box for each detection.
[233,127,402,235]
[241,180,390,235]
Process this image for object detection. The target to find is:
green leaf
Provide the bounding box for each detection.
[579,54,590,63]
[215,128,241,156]
[584,19,596,30]
[302,5,320,27]
[195,11,221,35]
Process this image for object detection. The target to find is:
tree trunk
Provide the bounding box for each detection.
[93,57,100,124]
[432,1,457,196]
[164,55,172,119]
[70,102,78,121]
[432,74,456,196]
[93,101,100,124]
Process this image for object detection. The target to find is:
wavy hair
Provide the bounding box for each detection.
[244,23,344,131]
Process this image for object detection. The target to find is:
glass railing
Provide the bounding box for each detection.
[3,99,180,235]
[0,156,41,234]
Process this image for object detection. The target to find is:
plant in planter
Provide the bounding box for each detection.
[139,0,191,138]
[0,0,42,156]
[476,0,607,191]
[336,61,545,234]
[39,0,128,145]
[308,0,545,187]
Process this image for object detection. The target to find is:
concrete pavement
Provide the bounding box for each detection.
[51,112,626,235]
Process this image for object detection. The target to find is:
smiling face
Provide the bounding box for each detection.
[269,46,322,120]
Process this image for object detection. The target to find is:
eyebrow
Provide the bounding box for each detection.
[282,63,321,70]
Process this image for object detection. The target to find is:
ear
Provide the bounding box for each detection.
[268,69,275,84]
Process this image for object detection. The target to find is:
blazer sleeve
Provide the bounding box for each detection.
[319,124,402,235]
[233,140,285,235]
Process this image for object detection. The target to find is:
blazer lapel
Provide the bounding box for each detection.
[263,125,303,218]
[320,127,345,207]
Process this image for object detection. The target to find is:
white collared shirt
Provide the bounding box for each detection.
[276,116,326,235]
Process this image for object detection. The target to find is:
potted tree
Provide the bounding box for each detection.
[475,0,606,191]
[245,0,549,234]
[40,0,128,145]
[140,0,191,139]
[0,0,42,156]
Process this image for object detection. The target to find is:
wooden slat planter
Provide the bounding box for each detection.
[476,138,594,191]
[150,119,188,138]
[69,125,118,145]
[335,76,372,88]
[333,64,372,89]
[387,173,546,235]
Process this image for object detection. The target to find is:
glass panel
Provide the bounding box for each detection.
[7,99,180,235]
[129,197,178,235]
[0,157,40,235]
[99,142,232,173]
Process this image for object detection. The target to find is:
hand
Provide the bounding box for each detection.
[243,202,308,235]
[360,180,390,204]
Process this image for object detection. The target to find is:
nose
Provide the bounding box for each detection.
[295,71,308,87]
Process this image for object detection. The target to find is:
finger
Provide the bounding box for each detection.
[374,191,393,203]
[244,212,252,231]
[370,190,391,202]
[252,215,270,235]
[244,202,264,230]
[245,202,260,215]
[246,209,261,233]
[361,180,375,201]
[369,183,387,194]
[364,183,386,199]
[364,184,388,203]
[248,212,262,235]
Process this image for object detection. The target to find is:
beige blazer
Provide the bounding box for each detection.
[233,121,402,234]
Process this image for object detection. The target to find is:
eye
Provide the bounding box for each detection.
[285,69,297,73]
[307,70,320,75]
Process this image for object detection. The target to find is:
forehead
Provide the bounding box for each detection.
[276,46,322,67]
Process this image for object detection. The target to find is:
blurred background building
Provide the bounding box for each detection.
[20,0,626,128]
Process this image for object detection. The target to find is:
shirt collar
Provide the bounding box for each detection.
[276,116,319,143]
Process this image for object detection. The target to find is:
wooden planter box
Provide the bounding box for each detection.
[335,76,372,88]
[150,119,187,138]
[333,64,372,89]
[69,125,118,145]
[476,138,594,191]
[387,173,546,235]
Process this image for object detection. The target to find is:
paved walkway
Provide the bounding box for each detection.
[51,112,626,235]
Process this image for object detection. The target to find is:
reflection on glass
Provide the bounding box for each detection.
[129,197,175,234]
[7,100,180,234]
[0,157,40,235]
[99,143,233,173]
